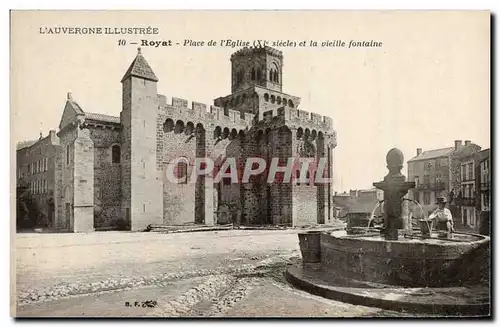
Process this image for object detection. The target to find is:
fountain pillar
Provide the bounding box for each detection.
[373,148,415,240]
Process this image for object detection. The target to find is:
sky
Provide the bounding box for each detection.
[10,11,490,192]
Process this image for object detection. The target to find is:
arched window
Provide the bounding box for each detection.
[251,67,256,80]
[112,145,121,164]
[269,69,273,81]
[274,70,279,83]
[174,159,188,184]
[256,68,261,80]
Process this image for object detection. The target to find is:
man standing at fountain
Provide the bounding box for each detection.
[427,197,454,233]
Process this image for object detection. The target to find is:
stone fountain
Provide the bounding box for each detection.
[373,148,414,240]
[287,148,490,316]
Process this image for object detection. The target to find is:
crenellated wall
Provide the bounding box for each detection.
[35,47,338,232]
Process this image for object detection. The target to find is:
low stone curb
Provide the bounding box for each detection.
[285,265,490,317]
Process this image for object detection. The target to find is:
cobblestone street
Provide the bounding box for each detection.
[15,229,430,317]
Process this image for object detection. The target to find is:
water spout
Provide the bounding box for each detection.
[402,198,431,235]
[367,200,385,231]
[367,198,430,235]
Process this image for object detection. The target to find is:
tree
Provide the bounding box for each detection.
[16,185,41,230]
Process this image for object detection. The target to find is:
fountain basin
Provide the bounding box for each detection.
[317,230,490,287]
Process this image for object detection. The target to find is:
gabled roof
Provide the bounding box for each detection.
[58,93,86,130]
[121,48,158,83]
[68,98,84,114]
[408,147,455,162]
[59,93,121,130]
[85,112,120,124]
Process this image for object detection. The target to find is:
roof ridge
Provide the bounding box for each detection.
[84,112,120,124]
[408,146,455,162]
[86,112,119,118]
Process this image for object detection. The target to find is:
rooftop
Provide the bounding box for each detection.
[408,147,455,162]
[67,93,84,115]
[476,148,490,162]
[16,140,37,150]
[85,112,120,124]
[121,47,158,83]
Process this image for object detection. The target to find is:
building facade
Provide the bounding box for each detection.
[449,141,482,229]
[407,140,482,225]
[16,47,337,232]
[407,146,453,216]
[458,150,478,228]
[16,131,61,229]
[476,148,490,235]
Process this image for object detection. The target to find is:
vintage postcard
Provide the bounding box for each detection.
[11,10,491,318]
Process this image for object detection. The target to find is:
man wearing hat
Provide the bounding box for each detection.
[427,196,454,233]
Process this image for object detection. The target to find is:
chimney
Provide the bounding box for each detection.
[465,140,471,146]
[454,140,462,150]
[67,92,73,101]
[417,148,422,156]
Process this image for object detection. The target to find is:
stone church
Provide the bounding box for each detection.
[19,46,337,232]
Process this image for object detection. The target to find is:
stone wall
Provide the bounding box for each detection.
[293,185,318,226]
[230,48,283,93]
[72,127,94,232]
[160,122,198,225]
[268,126,293,225]
[56,126,78,230]
[88,126,121,228]
[127,77,164,231]
[120,79,132,227]
[319,232,489,287]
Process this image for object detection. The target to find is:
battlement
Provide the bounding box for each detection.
[230,46,283,61]
[258,107,334,132]
[157,94,253,130]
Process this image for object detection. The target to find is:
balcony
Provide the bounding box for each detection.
[415,181,446,191]
[480,182,490,191]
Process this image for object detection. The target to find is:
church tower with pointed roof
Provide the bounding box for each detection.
[120,48,163,231]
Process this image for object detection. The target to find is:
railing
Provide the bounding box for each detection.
[460,198,475,206]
